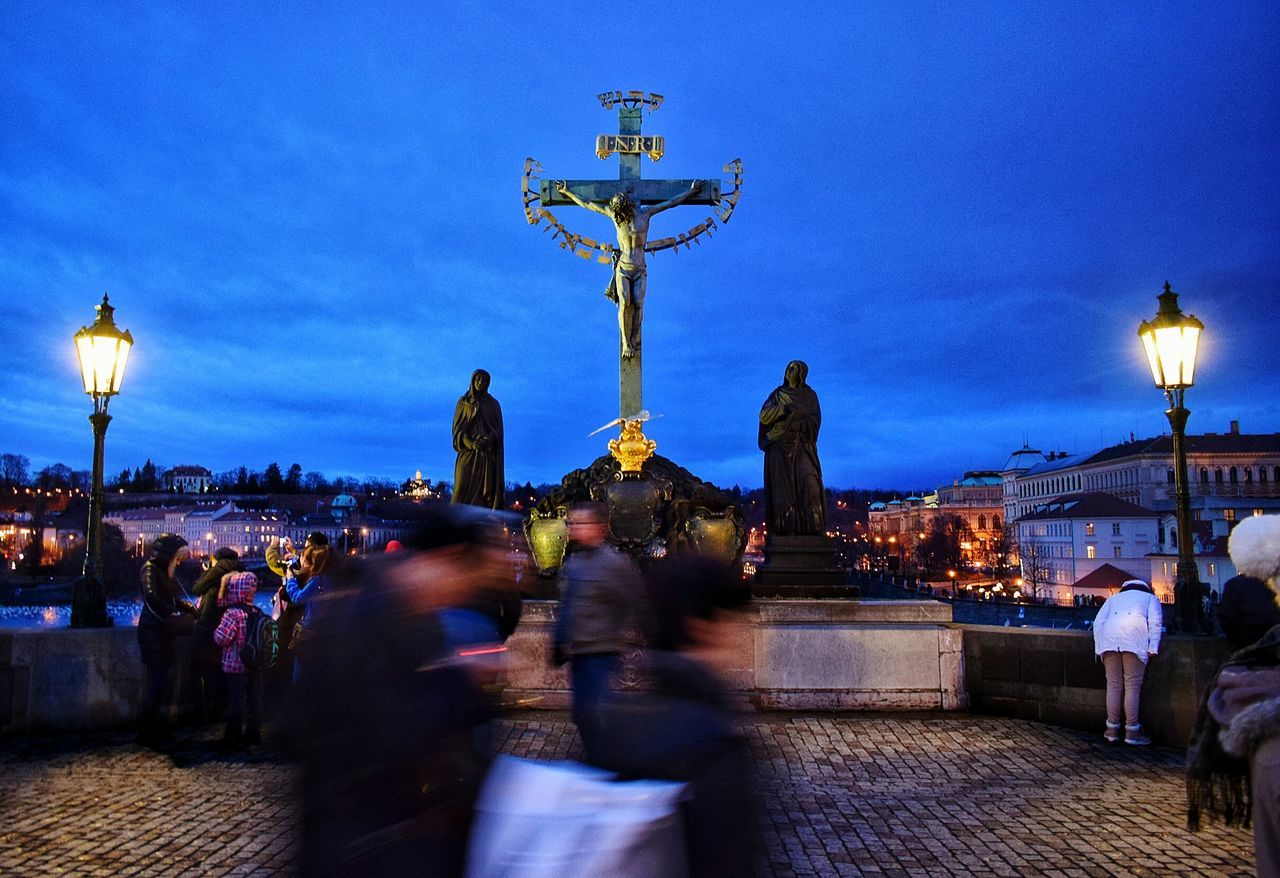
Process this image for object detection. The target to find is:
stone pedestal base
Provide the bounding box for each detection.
[498,600,965,713]
[753,534,850,597]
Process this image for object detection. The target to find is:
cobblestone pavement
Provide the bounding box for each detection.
[0,713,1255,877]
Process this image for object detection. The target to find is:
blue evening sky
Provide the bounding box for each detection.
[2,3,1277,491]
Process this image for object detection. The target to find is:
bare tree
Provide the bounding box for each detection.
[921,513,972,574]
[0,453,30,487]
[986,517,1016,582]
[1019,536,1053,600]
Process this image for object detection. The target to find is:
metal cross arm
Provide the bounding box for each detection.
[540,178,722,207]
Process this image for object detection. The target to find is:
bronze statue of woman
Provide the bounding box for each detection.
[451,369,504,509]
[758,360,826,535]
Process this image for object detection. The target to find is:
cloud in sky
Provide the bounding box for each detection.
[1,2,1277,492]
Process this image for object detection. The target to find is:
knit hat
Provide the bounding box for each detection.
[1229,515,1280,586]
[1119,579,1153,593]
[213,547,239,561]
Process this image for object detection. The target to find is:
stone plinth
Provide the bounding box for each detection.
[501,599,965,712]
[753,534,849,596]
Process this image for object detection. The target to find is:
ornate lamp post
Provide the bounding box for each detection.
[1138,281,1204,633]
[70,294,133,628]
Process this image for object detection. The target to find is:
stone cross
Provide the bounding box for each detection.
[539,92,724,419]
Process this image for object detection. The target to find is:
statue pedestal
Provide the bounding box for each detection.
[754,535,851,597]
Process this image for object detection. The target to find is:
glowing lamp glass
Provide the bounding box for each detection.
[1137,285,1202,390]
[73,295,134,397]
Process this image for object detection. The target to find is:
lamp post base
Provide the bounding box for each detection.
[70,575,114,628]
[1174,561,1205,635]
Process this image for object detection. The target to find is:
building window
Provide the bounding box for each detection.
[1163,561,1169,576]
[1200,467,1209,484]
[1215,468,1224,485]
[1209,563,1217,576]
[1256,509,1266,518]
[1261,468,1269,484]
[1230,466,1239,485]
[978,515,986,530]
[993,515,1000,529]
[1245,467,1254,483]
[1274,466,1280,482]
[1085,522,1095,536]
[1113,546,1123,559]
[1168,467,1175,484]
[1112,523,1121,536]
[1224,509,1237,523]
[1086,545,1096,559]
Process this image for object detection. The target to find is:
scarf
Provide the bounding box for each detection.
[1186,624,1280,830]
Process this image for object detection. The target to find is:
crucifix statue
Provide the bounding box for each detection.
[523,91,743,419]
[556,179,702,360]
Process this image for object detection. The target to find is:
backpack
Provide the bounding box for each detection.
[239,605,281,671]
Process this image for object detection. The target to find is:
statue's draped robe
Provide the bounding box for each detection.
[758,370,826,536]
[452,387,504,509]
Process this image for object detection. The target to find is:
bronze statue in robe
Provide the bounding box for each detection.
[758,360,826,536]
[451,369,504,509]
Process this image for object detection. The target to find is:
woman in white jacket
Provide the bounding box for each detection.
[1093,579,1165,745]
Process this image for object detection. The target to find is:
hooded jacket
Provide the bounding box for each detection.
[1093,580,1164,662]
[136,533,192,667]
[213,572,259,674]
[192,548,245,626]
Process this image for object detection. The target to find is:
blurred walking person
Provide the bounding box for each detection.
[551,501,653,759]
[282,506,516,877]
[589,556,760,877]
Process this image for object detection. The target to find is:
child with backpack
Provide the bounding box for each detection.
[213,571,274,749]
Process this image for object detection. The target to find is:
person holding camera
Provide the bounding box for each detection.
[269,532,333,681]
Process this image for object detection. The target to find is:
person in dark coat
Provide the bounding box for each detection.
[1218,573,1280,652]
[281,506,513,877]
[136,533,195,748]
[552,501,653,760]
[189,547,244,722]
[588,556,760,878]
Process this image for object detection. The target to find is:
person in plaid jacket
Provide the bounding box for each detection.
[213,571,262,749]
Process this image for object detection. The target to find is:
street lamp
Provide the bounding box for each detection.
[70,294,133,628]
[1138,281,1204,633]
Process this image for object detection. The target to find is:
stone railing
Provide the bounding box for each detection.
[2,602,1228,746]
[3,599,963,733]
[959,624,1227,747]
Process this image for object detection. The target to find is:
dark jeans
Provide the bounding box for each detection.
[225,671,263,736]
[138,663,172,731]
[570,652,619,758]
[190,625,225,721]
